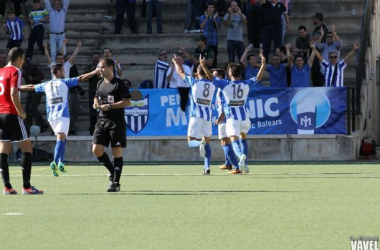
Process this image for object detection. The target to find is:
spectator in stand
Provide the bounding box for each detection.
[183,35,214,70]
[191,0,207,33]
[293,25,311,62]
[184,0,194,33]
[240,45,262,86]
[278,0,289,44]
[263,52,287,88]
[260,0,288,61]
[200,3,220,68]
[0,52,6,68]
[44,0,70,62]
[146,0,163,34]
[26,0,49,62]
[314,42,360,87]
[65,53,84,135]
[83,52,101,135]
[316,25,342,61]
[166,55,192,112]
[0,0,23,18]
[244,0,262,48]
[310,12,328,87]
[286,43,316,87]
[22,60,48,133]
[2,8,26,52]
[216,0,226,16]
[103,48,122,78]
[223,1,247,63]
[276,45,291,86]
[154,48,170,88]
[113,0,137,34]
[177,48,193,69]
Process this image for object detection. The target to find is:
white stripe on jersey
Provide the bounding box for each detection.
[320,59,347,87]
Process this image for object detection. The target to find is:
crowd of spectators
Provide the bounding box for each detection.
[0,0,360,135]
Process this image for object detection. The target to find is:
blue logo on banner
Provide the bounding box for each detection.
[290,88,331,128]
[125,95,149,133]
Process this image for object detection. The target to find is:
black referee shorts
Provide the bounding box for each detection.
[93,116,126,148]
[0,114,30,142]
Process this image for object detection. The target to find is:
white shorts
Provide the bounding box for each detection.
[218,123,228,139]
[226,118,251,137]
[49,117,70,136]
[187,117,212,138]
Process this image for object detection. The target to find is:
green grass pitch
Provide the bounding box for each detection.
[0,163,379,250]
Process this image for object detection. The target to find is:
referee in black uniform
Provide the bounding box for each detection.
[92,58,131,192]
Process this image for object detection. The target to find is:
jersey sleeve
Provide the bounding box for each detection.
[10,69,21,89]
[118,81,131,100]
[213,76,228,89]
[62,77,79,88]
[34,82,46,93]
[184,75,195,87]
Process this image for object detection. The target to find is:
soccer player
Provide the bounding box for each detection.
[21,64,100,177]
[203,55,266,174]
[0,47,43,195]
[172,55,217,175]
[92,58,131,192]
[212,68,233,171]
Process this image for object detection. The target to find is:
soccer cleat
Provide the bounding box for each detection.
[50,161,59,177]
[3,187,17,195]
[228,169,242,175]
[238,154,247,170]
[203,169,210,175]
[107,183,120,192]
[22,186,44,195]
[243,165,250,174]
[108,173,114,183]
[219,165,232,170]
[199,140,206,157]
[58,162,67,173]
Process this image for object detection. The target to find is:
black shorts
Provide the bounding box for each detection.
[93,116,126,148]
[0,114,29,142]
[6,39,22,49]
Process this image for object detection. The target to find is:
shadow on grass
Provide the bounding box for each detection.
[61,190,299,196]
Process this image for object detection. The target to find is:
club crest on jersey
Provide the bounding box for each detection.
[124,93,149,134]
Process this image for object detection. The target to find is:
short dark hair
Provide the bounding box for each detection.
[100,58,115,69]
[52,63,63,75]
[295,55,304,61]
[247,54,256,61]
[298,25,306,32]
[92,52,100,57]
[103,47,112,53]
[7,8,15,15]
[228,63,243,78]
[56,53,64,59]
[278,46,286,55]
[207,2,214,7]
[211,68,225,79]
[7,47,24,63]
[328,51,338,57]
[196,65,206,77]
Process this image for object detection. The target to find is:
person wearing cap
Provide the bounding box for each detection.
[153,48,170,89]
[200,2,220,68]
[311,12,328,87]
[183,35,214,70]
[223,1,246,63]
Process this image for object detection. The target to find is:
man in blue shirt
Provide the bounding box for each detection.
[264,53,287,88]
[240,45,263,86]
[200,3,220,68]
[287,43,316,87]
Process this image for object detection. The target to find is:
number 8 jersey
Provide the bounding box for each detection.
[213,76,259,121]
[184,76,216,122]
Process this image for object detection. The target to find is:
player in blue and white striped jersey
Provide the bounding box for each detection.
[172,55,216,175]
[21,64,99,177]
[204,55,266,174]
[2,8,26,51]
[314,42,359,87]
[212,68,233,171]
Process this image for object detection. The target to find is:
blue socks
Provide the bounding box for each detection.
[240,139,248,164]
[204,144,211,170]
[226,144,239,168]
[188,140,201,148]
[222,145,232,166]
[54,139,65,164]
[232,140,243,158]
[59,139,67,163]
